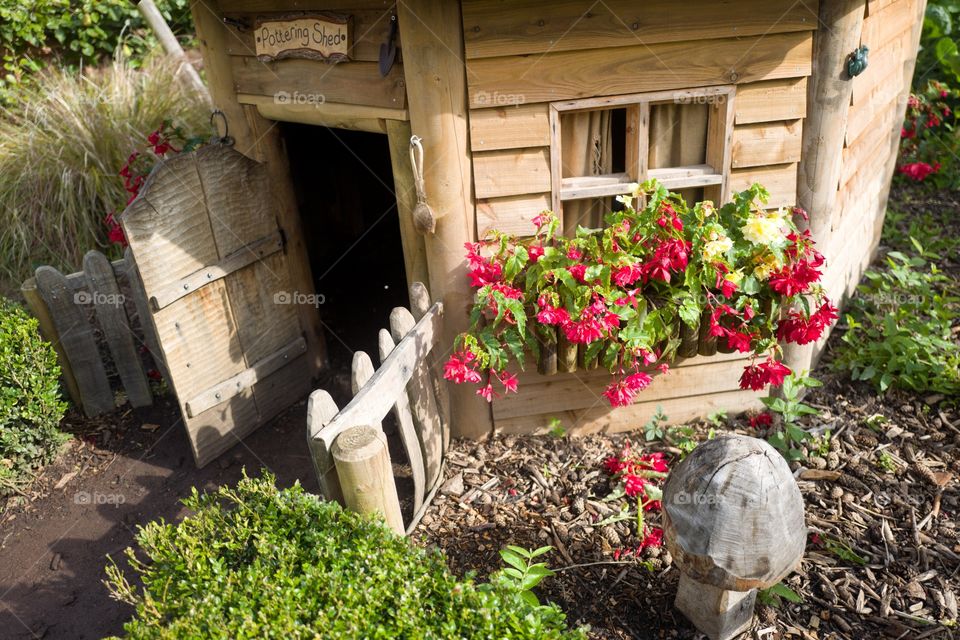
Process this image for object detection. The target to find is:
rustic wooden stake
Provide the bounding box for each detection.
[20,277,83,408]
[136,0,211,103]
[397,0,492,439]
[333,425,404,535]
[788,0,866,375]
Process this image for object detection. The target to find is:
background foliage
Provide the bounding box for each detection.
[0,0,193,104]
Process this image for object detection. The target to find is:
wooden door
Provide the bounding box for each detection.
[122,143,316,467]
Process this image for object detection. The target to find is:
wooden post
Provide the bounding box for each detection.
[386,119,431,291]
[333,424,405,535]
[790,0,866,373]
[136,0,211,103]
[191,0,328,377]
[396,0,493,440]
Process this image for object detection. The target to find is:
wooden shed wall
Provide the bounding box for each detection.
[823,0,925,304]
[462,0,818,434]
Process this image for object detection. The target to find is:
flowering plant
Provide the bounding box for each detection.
[105,121,206,248]
[603,442,669,555]
[445,180,837,407]
[897,80,958,186]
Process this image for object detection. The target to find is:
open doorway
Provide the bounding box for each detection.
[282,124,410,369]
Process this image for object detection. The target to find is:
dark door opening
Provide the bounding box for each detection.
[282,123,409,369]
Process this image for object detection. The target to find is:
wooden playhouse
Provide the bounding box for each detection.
[123,0,924,464]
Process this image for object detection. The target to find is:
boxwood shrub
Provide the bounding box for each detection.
[106,473,586,639]
[0,297,67,495]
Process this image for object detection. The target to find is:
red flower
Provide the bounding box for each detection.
[612,263,644,287]
[749,412,773,429]
[624,473,646,497]
[443,351,482,384]
[776,300,838,345]
[568,263,588,283]
[476,383,496,402]
[604,456,626,474]
[898,161,939,181]
[602,372,652,407]
[464,242,502,287]
[146,369,162,381]
[740,358,792,390]
[725,330,754,353]
[527,245,544,263]
[494,370,519,394]
[640,527,664,549]
[567,247,583,260]
[536,302,570,326]
[563,317,604,344]
[636,452,668,473]
[104,213,128,247]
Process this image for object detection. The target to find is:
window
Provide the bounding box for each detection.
[548,86,734,230]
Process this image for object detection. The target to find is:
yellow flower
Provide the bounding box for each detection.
[753,253,783,280]
[702,234,733,260]
[741,214,786,246]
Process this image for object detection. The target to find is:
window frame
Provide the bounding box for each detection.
[548,85,736,217]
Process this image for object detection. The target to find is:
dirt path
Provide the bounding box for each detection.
[0,396,318,639]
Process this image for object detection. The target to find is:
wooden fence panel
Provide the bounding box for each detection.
[307,282,446,535]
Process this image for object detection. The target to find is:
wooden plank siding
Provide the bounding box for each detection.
[462,0,817,59]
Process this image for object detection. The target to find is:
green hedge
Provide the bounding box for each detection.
[106,473,586,640]
[0,298,67,495]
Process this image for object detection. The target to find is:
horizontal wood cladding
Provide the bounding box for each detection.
[496,388,766,435]
[729,163,798,209]
[222,9,396,63]
[469,104,551,151]
[229,56,406,109]
[462,0,817,60]
[731,120,803,168]
[473,147,551,199]
[493,355,751,420]
[477,193,550,238]
[465,31,813,109]
[735,78,808,124]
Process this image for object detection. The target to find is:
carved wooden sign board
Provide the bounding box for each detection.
[254,12,352,62]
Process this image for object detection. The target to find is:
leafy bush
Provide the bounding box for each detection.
[918,0,960,88]
[0,53,208,295]
[833,246,960,395]
[105,473,586,640]
[0,0,193,104]
[0,298,68,497]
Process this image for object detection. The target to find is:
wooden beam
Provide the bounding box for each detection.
[385,119,430,291]
[790,0,867,373]
[397,0,493,439]
[192,0,328,377]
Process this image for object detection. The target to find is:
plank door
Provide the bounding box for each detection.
[121,144,315,467]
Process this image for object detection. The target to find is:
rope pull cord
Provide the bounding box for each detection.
[409,135,436,235]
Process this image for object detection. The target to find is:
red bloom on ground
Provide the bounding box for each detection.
[640,527,664,549]
[749,412,774,429]
[443,351,482,384]
[604,455,626,475]
[636,451,668,473]
[624,473,646,497]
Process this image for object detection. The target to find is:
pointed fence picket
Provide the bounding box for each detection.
[307,282,449,535]
[20,248,165,416]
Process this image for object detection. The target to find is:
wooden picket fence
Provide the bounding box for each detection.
[307,282,449,535]
[21,248,166,417]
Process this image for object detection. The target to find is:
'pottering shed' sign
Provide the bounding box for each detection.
[255,13,352,62]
